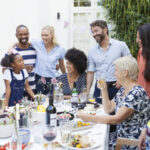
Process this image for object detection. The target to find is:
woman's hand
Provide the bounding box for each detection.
[76,113,90,122]
[138,128,146,150]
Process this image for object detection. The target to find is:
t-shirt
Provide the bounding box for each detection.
[3,69,28,82]
[15,45,36,90]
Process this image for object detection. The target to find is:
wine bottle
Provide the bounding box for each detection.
[46,84,57,126]
[71,82,78,108]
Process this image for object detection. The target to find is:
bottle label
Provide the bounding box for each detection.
[46,113,57,126]
[71,96,78,103]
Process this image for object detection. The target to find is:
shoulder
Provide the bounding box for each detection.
[56,46,66,53]
[3,69,11,81]
[80,72,87,78]
[22,69,29,78]
[59,73,67,80]
[31,39,42,47]
[111,39,127,46]
[89,44,98,53]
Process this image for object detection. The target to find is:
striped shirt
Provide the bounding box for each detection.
[58,72,87,95]
[15,45,36,90]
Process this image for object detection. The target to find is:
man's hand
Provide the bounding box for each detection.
[138,128,146,150]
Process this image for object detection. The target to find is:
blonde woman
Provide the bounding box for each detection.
[31,25,66,94]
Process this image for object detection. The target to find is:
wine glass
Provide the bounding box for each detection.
[97,71,106,99]
[42,125,57,149]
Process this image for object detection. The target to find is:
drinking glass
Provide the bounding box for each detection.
[60,122,72,148]
[42,125,57,149]
[54,91,63,106]
[79,88,88,104]
[97,72,106,99]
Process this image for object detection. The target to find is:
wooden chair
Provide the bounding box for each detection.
[115,137,139,150]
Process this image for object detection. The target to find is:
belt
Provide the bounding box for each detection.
[106,81,116,87]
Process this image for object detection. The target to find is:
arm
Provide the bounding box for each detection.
[4,80,11,106]
[138,128,146,150]
[86,72,94,95]
[77,106,135,124]
[24,80,35,99]
[59,59,66,74]
[98,80,116,114]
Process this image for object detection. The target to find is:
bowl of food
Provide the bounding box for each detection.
[0,114,14,138]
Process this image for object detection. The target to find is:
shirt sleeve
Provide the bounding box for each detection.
[121,87,148,112]
[3,69,11,82]
[121,42,131,57]
[87,51,96,72]
[23,69,29,79]
[59,47,66,59]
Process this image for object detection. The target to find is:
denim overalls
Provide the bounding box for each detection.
[9,69,25,106]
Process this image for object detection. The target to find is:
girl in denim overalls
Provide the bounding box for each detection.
[1,52,35,106]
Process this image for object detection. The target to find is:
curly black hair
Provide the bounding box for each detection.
[65,48,87,74]
[1,53,19,67]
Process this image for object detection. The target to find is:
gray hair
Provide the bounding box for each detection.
[114,56,139,81]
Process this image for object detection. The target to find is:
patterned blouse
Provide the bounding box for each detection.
[58,72,86,95]
[109,85,150,149]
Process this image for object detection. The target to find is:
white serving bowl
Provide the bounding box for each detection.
[0,124,14,138]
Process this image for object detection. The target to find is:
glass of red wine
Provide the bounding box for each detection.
[42,125,57,149]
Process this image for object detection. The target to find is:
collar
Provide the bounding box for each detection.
[97,38,112,49]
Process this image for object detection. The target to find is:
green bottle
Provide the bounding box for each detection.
[71,82,78,108]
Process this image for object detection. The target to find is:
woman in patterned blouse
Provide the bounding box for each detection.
[58,48,87,100]
[77,56,150,149]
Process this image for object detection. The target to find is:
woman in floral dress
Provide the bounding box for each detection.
[77,56,150,150]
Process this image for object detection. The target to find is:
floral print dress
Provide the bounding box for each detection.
[109,85,150,150]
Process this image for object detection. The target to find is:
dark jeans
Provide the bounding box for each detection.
[94,81,118,103]
[94,81,119,132]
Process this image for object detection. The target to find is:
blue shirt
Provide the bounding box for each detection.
[88,39,130,81]
[31,40,66,78]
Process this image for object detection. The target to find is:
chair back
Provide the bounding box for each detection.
[115,137,139,150]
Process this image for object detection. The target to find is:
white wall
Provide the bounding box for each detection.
[0,0,72,95]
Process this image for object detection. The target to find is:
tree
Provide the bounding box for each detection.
[100,0,150,57]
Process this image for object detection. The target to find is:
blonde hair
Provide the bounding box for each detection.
[114,56,139,81]
[42,25,59,46]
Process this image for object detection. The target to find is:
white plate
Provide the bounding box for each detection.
[61,137,101,150]
[72,124,94,132]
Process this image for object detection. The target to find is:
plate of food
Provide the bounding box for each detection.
[61,133,100,149]
[72,121,95,132]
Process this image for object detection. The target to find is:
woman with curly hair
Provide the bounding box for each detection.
[58,48,87,99]
[137,23,150,98]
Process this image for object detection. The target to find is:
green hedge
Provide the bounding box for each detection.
[100,0,150,57]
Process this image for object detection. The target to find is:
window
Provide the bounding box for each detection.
[74,0,91,7]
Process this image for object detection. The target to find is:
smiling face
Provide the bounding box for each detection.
[91,26,106,43]
[41,29,53,45]
[16,27,29,45]
[66,60,77,74]
[11,55,24,70]
[136,31,142,48]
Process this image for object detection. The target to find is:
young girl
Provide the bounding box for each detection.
[1,52,35,106]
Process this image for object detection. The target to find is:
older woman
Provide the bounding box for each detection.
[31,25,66,94]
[58,48,87,100]
[77,56,150,149]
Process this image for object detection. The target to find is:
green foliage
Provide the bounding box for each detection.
[100,0,150,57]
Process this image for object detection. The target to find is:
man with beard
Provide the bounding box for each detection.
[14,25,36,99]
[87,20,131,103]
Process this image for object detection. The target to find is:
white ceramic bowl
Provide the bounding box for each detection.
[0,124,14,138]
